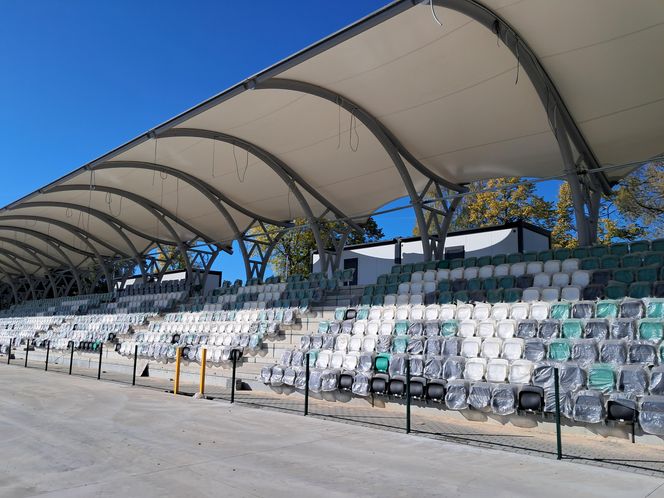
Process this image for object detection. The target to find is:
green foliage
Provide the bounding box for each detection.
[257,218,384,278]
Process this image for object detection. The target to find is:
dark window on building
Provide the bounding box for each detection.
[344,258,358,286]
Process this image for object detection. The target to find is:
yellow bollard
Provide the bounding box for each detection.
[199,347,207,396]
[174,346,182,395]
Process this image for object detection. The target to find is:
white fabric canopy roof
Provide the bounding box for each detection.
[1,0,662,279]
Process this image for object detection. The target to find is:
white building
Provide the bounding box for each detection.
[313,221,550,286]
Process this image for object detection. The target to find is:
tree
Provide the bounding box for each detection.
[551,182,577,248]
[613,161,664,237]
[414,177,555,236]
[256,218,384,278]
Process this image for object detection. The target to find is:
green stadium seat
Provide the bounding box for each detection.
[507,253,522,264]
[468,290,486,302]
[441,320,459,337]
[646,299,664,318]
[402,264,414,273]
[395,320,409,335]
[630,240,650,253]
[622,254,643,268]
[562,319,584,339]
[463,257,478,268]
[609,242,629,256]
[483,277,499,290]
[386,284,399,295]
[581,257,600,270]
[638,319,663,343]
[637,267,659,282]
[375,353,390,373]
[486,289,504,303]
[449,258,464,270]
[652,238,664,252]
[375,285,386,295]
[596,300,619,319]
[554,248,572,260]
[398,273,411,283]
[436,259,449,269]
[438,280,452,292]
[548,339,571,361]
[363,285,374,296]
[605,282,627,300]
[424,261,437,271]
[413,262,425,272]
[588,364,615,393]
[377,274,388,285]
[357,306,370,320]
[644,252,664,267]
[477,255,492,267]
[391,264,402,274]
[491,254,506,265]
[360,295,372,306]
[600,255,621,269]
[572,247,590,259]
[454,290,470,302]
[387,274,399,285]
[537,250,554,262]
[467,278,483,291]
[372,295,385,306]
[550,302,571,320]
[438,291,453,304]
[589,245,609,257]
[522,251,539,262]
[499,276,516,289]
[660,343,664,364]
[612,268,636,284]
[503,288,522,303]
[629,282,652,299]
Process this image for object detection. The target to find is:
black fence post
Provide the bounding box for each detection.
[304,352,310,416]
[406,357,411,434]
[554,367,563,460]
[230,350,237,404]
[7,342,11,365]
[132,345,138,386]
[97,343,103,380]
[45,341,50,372]
[69,342,74,375]
[24,342,29,368]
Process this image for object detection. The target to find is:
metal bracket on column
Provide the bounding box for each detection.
[321,223,353,277]
[241,220,288,282]
[418,180,463,260]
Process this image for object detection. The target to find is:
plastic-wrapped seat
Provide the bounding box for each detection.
[391,335,408,354]
[571,301,594,319]
[461,337,482,358]
[406,336,425,355]
[502,338,524,361]
[639,396,664,435]
[561,319,584,339]
[548,339,571,362]
[646,299,664,318]
[407,321,424,336]
[559,363,587,392]
[573,390,606,424]
[516,319,538,339]
[477,320,496,338]
[423,320,441,337]
[584,319,609,340]
[464,357,487,381]
[509,359,533,384]
[442,336,462,357]
[491,384,517,416]
[538,320,560,340]
[443,355,465,380]
[524,339,547,362]
[621,299,645,319]
[618,365,648,395]
[351,372,371,396]
[486,358,509,382]
[445,380,469,410]
[600,340,628,365]
[481,337,502,359]
[424,356,444,379]
[425,336,444,356]
[468,382,492,411]
[458,319,476,338]
[610,318,635,340]
[496,319,516,339]
[588,363,615,393]
[628,341,657,365]
[638,319,664,343]
[532,362,556,391]
[571,339,598,366]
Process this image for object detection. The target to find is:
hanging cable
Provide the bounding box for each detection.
[233,144,249,183]
[336,96,342,150]
[211,138,217,178]
[349,108,359,152]
[515,37,520,85]
[430,0,443,27]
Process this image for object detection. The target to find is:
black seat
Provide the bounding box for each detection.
[518,386,544,412]
[371,373,389,395]
[426,380,445,402]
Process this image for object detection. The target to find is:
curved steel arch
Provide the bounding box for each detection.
[0,268,19,304]
[0,226,84,293]
[0,215,117,292]
[0,253,37,301]
[253,79,449,260]
[91,161,256,279]
[0,239,66,299]
[157,129,365,234]
[44,184,217,247]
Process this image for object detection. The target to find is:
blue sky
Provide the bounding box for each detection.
[0,0,560,283]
